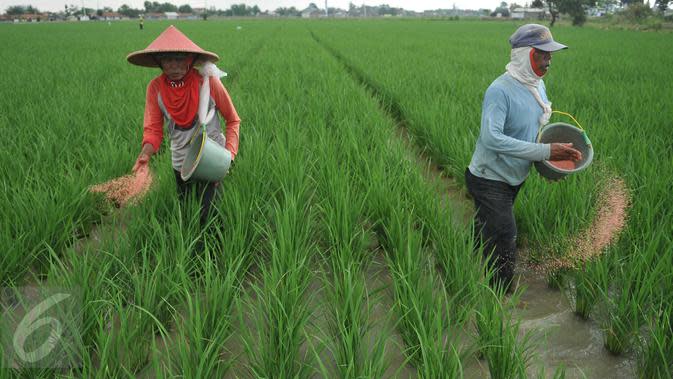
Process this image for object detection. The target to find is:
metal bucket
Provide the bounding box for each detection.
[180,126,231,182]
[534,122,593,181]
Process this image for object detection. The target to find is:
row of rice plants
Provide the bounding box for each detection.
[313,137,390,377]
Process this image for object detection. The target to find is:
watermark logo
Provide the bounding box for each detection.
[1,286,82,368]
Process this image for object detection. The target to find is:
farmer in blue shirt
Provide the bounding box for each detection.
[466,24,582,292]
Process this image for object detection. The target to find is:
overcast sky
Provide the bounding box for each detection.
[2,0,507,13]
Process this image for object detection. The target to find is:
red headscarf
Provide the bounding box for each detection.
[157,67,201,127]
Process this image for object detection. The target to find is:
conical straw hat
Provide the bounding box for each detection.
[127,25,219,68]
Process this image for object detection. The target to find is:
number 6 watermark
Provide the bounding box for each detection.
[2,287,82,368]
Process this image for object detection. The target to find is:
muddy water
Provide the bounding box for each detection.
[462,271,636,379]
[513,270,635,379]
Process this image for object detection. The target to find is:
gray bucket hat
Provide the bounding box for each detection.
[509,24,568,52]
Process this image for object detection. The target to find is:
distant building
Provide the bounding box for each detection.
[421,8,482,17]
[102,12,121,20]
[301,4,322,18]
[587,4,621,17]
[332,9,348,17]
[49,13,65,21]
[179,13,199,20]
[511,7,547,20]
[164,12,178,19]
[18,13,50,22]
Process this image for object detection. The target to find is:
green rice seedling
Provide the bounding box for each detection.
[515,171,600,263]
[475,285,533,379]
[125,250,179,333]
[600,238,670,355]
[167,271,238,377]
[0,361,62,379]
[92,298,161,376]
[535,363,569,379]
[637,303,673,379]
[426,211,483,320]
[569,254,611,320]
[414,272,470,379]
[312,249,391,378]
[382,209,467,376]
[241,190,316,378]
[378,136,482,317]
[44,246,118,351]
[312,149,391,377]
[381,209,427,360]
[207,181,262,274]
[546,269,568,290]
[552,364,568,379]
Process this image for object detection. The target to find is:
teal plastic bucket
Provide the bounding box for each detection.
[180,126,231,182]
[534,122,594,181]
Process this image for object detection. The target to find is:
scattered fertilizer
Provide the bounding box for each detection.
[89,166,154,207]
[539,177,629,272]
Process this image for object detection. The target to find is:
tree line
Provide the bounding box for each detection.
[489,0,669,26]
[4,0,669,22]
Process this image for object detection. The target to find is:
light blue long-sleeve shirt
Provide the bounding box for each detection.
[468,73,551,186]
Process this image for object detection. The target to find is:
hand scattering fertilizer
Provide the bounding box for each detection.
[535,111,594,181]
[89,165,153,207]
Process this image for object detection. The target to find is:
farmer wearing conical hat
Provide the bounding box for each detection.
[128,25,240,226]
[465,24,582,293]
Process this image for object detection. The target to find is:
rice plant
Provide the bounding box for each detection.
[637,303,673,379]
[569,254,611,320]
[600,238,670,355]
[474,285,533,379]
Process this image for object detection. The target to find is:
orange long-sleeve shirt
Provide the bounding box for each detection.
[142,76,241,159]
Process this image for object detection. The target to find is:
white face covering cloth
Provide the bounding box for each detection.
[505,47,551,127]
[196,61,228,125]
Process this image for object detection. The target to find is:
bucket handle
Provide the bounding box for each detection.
[551,111,585,131]
[541,110,592,147]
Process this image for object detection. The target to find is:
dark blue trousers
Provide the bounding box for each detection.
[465,168,523,290]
